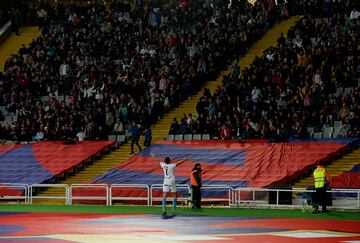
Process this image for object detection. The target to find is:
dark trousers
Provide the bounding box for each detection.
[315,187,327,211]
[131,138,141,153]
[191,185,201,209]
[143,138,151,147]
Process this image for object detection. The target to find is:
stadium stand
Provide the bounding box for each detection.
[0,0,287,144]
[174,13,359,141]
[0,0,359,206]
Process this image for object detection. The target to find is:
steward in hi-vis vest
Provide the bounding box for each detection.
[190,163,202,209]
[313,163,329,213]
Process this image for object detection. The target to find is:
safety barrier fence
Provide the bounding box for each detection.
[0,183,359,209]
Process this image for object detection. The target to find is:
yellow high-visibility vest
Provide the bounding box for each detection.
[313,167,326,188]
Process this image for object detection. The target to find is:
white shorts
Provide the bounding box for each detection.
[163,180,177,193]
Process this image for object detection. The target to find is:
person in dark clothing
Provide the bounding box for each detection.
[143,127,152,147]
[129,121,142,154]
[190,163,202,209]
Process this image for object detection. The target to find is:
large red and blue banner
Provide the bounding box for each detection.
[92,139,358,199]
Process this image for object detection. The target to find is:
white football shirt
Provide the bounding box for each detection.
[160,162,176,182]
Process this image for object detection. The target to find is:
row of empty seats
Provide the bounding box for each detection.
[108,134,127,144]
[307,121,344,138]
[166,134,211,140]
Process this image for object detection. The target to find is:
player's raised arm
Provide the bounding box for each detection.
[151,152,162,163]
[175,156,188,166]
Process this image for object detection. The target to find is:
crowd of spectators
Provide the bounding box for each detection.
[173,3,360,140]
[0,0,288,143]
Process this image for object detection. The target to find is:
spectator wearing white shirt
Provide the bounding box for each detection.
[59,61,71,79]
[350,8,360,20]
[76,128,85,141]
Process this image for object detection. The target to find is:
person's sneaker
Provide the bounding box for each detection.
[130,152,134,154]
[162,211,167,215]
[322,210,329,213]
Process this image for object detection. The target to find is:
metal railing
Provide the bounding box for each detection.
[29,184,69,204]
[201,185,234,206]
[69,184,109,205]
[150,184,191,206]
[0,183,28,204]
[110,184,150,206]
[1,183,359,209]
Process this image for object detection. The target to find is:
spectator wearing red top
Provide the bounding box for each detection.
[220,124,231,140]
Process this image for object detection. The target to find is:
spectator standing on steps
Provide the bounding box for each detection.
[129,121,142,154]
[143,127,152,147]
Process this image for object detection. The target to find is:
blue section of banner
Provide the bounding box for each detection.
[0,145,53,184]
[139,144,246,166]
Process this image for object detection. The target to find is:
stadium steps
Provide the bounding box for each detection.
[34,16,300,204]
[293,147,360,189]
[0,26,40,72]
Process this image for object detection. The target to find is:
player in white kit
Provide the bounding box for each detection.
[151,153,187,214]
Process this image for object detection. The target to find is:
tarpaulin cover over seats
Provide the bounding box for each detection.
[92,139,356,199]
[0,141,114,196]
[331,164,360,188]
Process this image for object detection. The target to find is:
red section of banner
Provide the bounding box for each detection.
[32,141,115,175]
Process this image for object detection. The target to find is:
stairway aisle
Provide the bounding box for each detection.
[0,27,41,71]
[293,147,360,189]
[36,17,300,204]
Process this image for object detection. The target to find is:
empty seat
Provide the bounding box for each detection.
[306,127,314,135]
[344,88,353,94]
[202,134,210,140]
[56,96,65,102]
[323,132,332,138]
[174,134,183,140]
[313,132,323,139]
[193,134,202,140]
[336,87,343,94]
[334,120,342,128]
[323,126,333,133]
[166,134,174,140]
[108,135,117,141]
[5,116,13,123]
[183,134,193,140]
[117,135,126,143]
